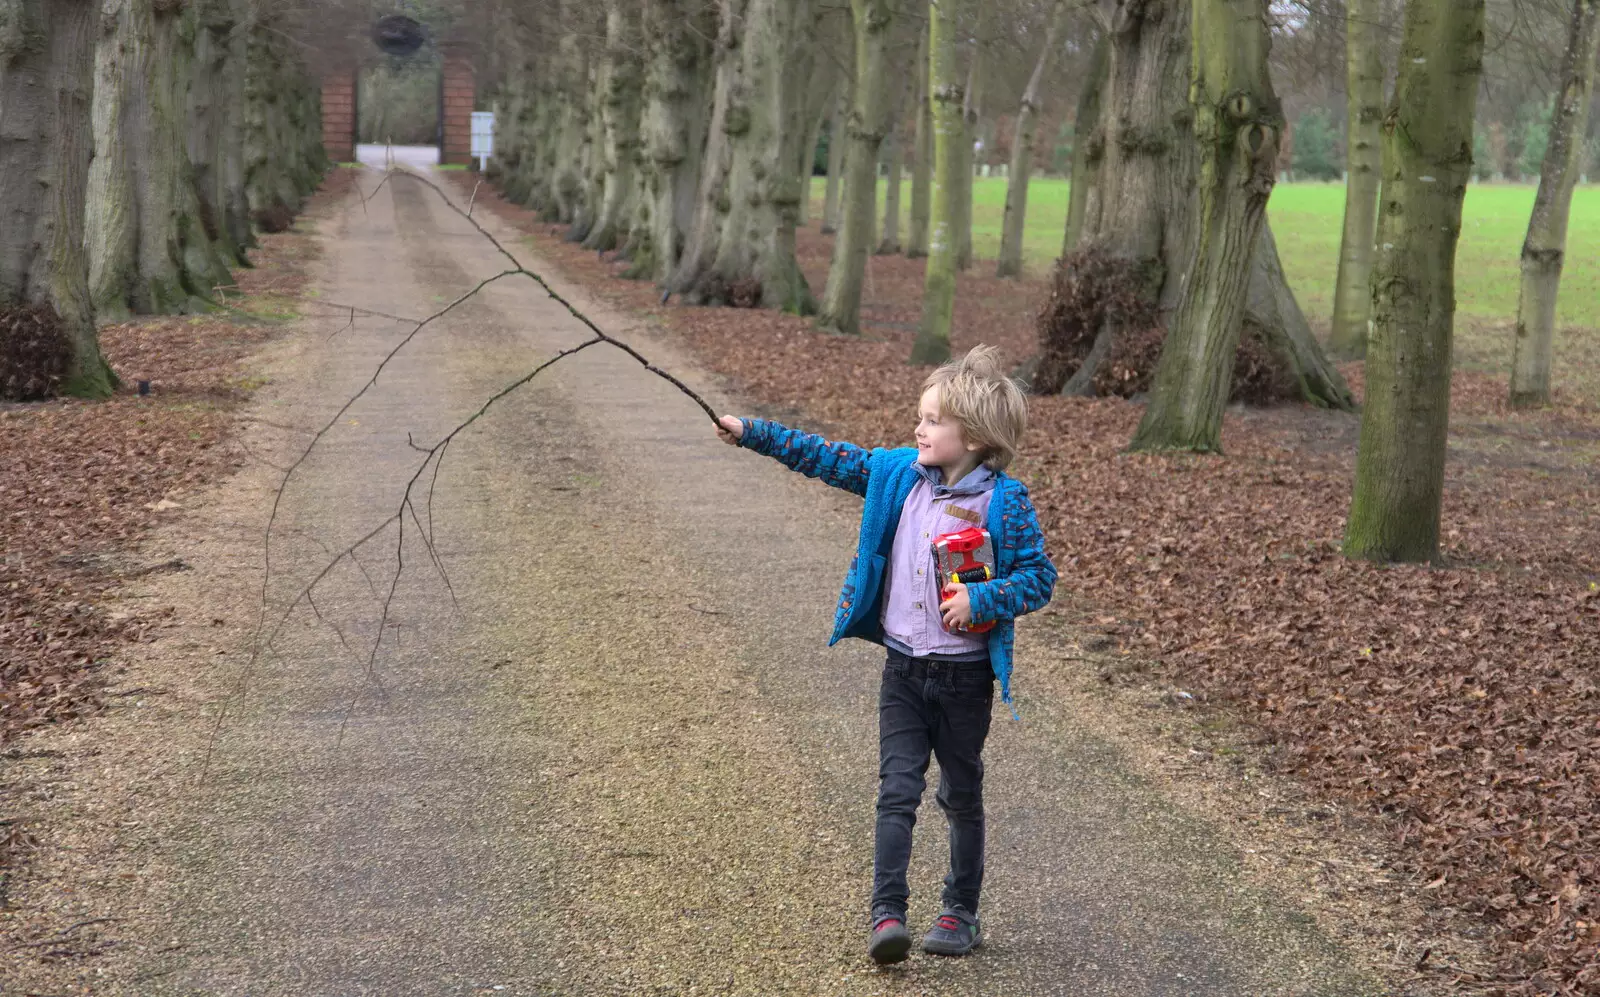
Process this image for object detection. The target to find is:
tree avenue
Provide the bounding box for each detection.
[0,0,328,402]
[8,0,1596,577]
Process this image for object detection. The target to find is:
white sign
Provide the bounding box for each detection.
[471,111,495,171]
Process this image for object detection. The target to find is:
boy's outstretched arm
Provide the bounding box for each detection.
[967,485,1057,624]
[716,415,872,497]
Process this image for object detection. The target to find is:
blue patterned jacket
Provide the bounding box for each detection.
[739,418,1057,705]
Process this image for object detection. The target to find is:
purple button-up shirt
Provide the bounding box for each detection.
[880,464,996,659]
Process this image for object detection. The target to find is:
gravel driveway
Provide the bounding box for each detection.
[3,165,1387,997]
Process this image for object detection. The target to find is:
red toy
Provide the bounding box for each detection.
[931,526,996,634]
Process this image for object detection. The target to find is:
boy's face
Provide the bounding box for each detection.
[914,386,982,472]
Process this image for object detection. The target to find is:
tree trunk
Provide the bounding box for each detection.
[1245,226,1354,409]
[906,20,931,258]
[998,0,1067,278]
[1031,0,1350,412]
[1327,0,1385,358]
[242,20,324,228]
[819,0,901,335]
[583,0,643,252]
[798,72,838,228]
[187,0,251,266]
[952,35,983,271]
[1036,0,1193,393]
[493,37,550,214]
[669,0,745,295]
[567,53,607,244]
[821,89,848,233]
[1131,0,1284,453]
[1509,0,1600,409]
[634,0,714,284]
[87,0,235,319]
[1061,35,1108,255]
[486,45,533,205]
[678,0,819,313]
[910,0,965,364]
[798,104,825,228]
[876,94,906,255]
[0,0,113,399]
[1344,0,1486,564]
[549,26,591,225]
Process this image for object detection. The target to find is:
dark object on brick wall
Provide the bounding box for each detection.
[372,14,426,57]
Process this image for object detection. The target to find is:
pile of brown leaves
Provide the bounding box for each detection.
[0,303,72,402]
[0,168,357,752]
[472,179,1599,996]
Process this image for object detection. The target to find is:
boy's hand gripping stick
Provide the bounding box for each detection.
[932,526,996,634]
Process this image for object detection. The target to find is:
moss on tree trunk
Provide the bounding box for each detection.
[876,97,905,255]
[670,0,820,313]
[87,0,237,319]
[242,22,324,229]
[1344,0,1486,563]
[1130,0,1285,454]
[1032,0,1348,414]
[951,34,982,273]
[669,0,745,296]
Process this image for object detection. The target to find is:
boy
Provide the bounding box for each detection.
[714,345,1056,963]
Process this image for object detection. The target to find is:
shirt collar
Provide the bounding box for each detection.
[913,461,996,498]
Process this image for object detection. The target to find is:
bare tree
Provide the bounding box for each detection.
[1509,0,1600,408]
[997,0,1069,278]
[905,14,932,257]
[875,81,912,254]
[910,0,967,363]
[1327,0,1385,358]
[822,90,848,233]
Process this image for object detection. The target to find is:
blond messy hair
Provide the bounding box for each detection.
[923,345,1028,471]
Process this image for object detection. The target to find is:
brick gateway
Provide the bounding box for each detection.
[320,46,476,166]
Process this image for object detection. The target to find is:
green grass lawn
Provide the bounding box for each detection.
[809,177,1600,334]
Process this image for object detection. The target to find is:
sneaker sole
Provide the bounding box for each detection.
[922,932,982,957]
[869,926,912,964]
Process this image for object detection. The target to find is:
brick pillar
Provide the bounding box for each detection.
[441,55,475,166]
[321,70,357,164]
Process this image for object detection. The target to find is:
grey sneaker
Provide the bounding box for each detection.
[921,906,981,956]
[868,911,912,964]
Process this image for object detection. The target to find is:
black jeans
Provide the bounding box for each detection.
[871,648,995,919]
